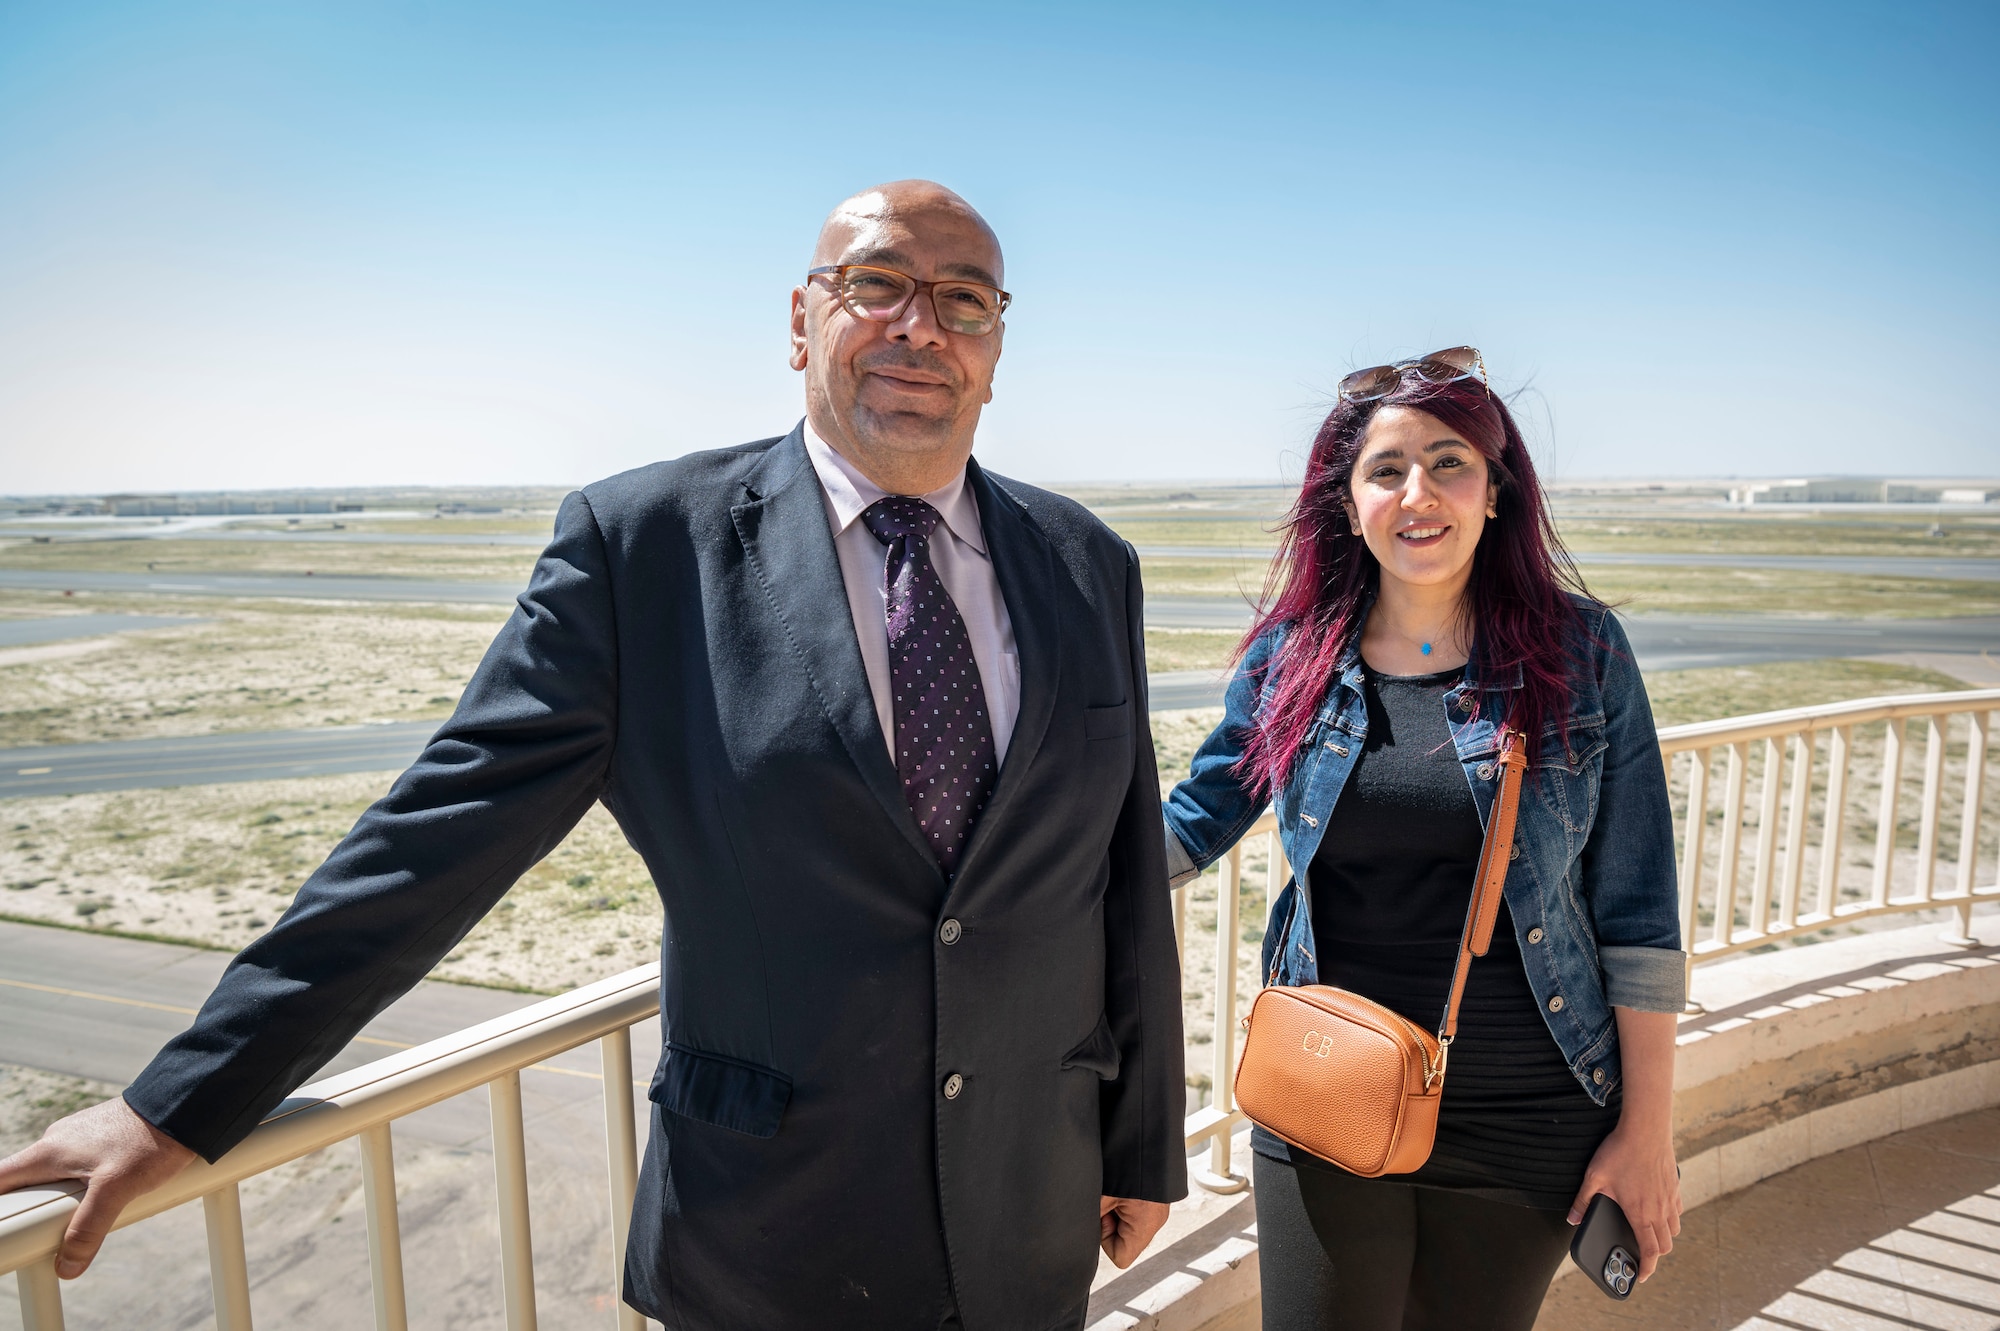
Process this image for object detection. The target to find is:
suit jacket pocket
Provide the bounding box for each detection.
[1060,1013,1122,1079]
[1084,702,1130,741]
[649,1042,793,1138]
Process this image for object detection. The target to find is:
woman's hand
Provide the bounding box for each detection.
[1574,1007,1682,1281]
[1570,1121,1680,1281]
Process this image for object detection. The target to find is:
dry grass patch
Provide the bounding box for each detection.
[0,595,508,747]
[1581,567,2000,618]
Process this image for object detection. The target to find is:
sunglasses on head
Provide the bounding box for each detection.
[1337,346,1489,402]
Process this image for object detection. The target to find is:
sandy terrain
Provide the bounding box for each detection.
[0,594,508,747]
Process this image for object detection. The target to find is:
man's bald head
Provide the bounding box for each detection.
[811,180,1003,287]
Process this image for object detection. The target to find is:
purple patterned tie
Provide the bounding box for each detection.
[861,496,998,877]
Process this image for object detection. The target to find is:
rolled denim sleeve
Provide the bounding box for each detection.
[1580,610,1687,1013]
[1600,945,1687,1012]
[1163,824,1199,888]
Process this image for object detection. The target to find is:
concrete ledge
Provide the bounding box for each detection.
[1091,914,2000,1330]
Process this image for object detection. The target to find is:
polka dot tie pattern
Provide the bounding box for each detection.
[861,496,998,878]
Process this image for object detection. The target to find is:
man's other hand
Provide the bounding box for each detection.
[1098,1195,1170,1269]
[0,1096,195,1278]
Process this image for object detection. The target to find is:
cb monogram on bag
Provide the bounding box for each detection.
[1233,729,1527,1178]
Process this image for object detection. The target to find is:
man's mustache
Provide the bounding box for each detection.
[855,350,960,387]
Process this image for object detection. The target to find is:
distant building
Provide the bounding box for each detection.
[1728,477,2000,505]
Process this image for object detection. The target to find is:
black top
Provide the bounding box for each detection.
[1251,664,1618,1211]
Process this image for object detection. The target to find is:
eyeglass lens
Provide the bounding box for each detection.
[836,267,1003,336]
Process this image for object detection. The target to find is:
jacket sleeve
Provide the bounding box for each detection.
[1160,627,1279,887]
[124,491,622,1160]
[1580,610,1687,1013]
[1097,543,1189,1204]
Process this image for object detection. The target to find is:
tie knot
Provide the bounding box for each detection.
[861,496,942,547]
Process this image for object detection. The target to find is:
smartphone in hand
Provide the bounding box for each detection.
[1570,1194,1640,1300]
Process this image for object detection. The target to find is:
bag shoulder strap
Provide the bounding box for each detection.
[1439,729,1528,1043]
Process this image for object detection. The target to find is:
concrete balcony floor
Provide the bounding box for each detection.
[1535,1105,2000,1331]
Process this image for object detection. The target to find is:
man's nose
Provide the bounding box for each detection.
[885,289,951,349]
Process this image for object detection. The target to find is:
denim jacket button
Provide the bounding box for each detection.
[1547,995,1565,1013]
[1526,927,1544,944]
[1509,842,1522,861]
[1476,762,1496,780]
[1592,1067,1606,1085]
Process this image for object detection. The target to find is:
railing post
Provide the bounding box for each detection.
[1948,709,1991,946]
[489,1071,539,1331]
[1871,718,1906,907]
[1777,731,1811,931]
[600,1029,644,1331]
[203,1183,255,1331]
[1677,748,1709,1011]
[15,1256,65,1331]
[358,1123,409,1331]
[1749,736,1784,936]
[1716,743,1749,944]
[1197,843,1247,1193]
[1913,715,1948,902]
[1816,725,1851,918]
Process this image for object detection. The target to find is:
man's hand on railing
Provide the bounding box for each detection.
[1098,1194,1170,1269]
[0,1095,194,1278]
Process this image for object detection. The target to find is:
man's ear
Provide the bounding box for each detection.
[788,287,810,372]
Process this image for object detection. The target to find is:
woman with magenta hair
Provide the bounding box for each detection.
[1162,349,1684,1329]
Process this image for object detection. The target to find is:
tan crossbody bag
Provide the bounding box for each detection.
[1233,729,1528,1178]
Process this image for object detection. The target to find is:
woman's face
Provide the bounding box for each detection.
[1344,405,1499,595]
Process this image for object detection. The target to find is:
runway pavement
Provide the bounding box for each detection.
[1134,548,2000,582]
[3,615,1995,799]
[0,722,440,798]
[0,568,525,605]
[0,614,206,648]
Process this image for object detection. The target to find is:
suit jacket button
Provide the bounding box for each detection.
[1526,927,1544,944]
[943,1073,964,1100]
[940,918,962,945]
[1547,995,1565,1013]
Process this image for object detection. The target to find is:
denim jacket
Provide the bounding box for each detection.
[1162,597,1684,1105]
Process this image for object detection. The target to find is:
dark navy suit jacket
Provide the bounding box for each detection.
[124,426,1188,1330]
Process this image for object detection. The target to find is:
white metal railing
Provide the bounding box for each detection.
[3,690,1995,1324]
[1,965,658,1331]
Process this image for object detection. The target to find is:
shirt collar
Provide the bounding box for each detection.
[802,420,987,556]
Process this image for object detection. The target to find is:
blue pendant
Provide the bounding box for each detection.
[1420,642,1432,655]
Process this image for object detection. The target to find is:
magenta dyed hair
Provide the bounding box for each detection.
[1233,373,1592,799]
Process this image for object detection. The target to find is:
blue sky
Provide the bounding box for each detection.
[1,1,1995,492]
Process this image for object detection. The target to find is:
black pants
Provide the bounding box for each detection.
[1254,1152,1574,1331]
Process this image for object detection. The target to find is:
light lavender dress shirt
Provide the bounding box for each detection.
[802,423,1022,765]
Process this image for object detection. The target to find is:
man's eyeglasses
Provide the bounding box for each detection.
[807,264,1010,337]
[1337,346,1489,402]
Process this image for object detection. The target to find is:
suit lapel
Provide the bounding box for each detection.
[730,426,933,867]
[953,459,1062,881]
